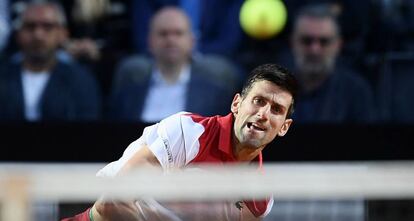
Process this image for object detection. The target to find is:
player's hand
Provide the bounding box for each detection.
[92,197,182,221]
[92,198,142,221]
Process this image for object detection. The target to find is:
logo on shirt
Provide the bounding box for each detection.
[162,138,173,163]
[235,201,244,210]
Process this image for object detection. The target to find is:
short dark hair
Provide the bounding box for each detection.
[241,64,298,117]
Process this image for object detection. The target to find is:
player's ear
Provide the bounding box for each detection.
[231,93,242,115]
[278,118,293,137]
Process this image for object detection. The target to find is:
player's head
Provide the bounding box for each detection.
[148,6,194,66]
[239,64,298,117]
[231,64,298,150]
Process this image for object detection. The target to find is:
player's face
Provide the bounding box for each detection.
[231,80,293,150]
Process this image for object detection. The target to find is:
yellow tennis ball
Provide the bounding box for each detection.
[239,0,287,40]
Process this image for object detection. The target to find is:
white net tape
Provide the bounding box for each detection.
[1,161,414,221]
[1,161,414,201]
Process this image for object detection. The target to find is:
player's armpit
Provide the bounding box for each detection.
[119,144,161,174]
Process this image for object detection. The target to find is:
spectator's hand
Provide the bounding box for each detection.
[64,38,101,62]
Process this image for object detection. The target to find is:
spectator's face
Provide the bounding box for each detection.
[292,16,341,75]
[17,5,65,63]
[231,80,293,150]
[149,9,194,65]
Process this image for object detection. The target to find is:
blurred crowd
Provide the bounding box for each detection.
[0,0,413,124]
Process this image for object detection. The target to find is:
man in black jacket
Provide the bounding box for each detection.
[0,2,101,122]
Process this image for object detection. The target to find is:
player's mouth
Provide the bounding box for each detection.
[247,122,266,132]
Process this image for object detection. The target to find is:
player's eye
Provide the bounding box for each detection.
[271,106,281,114]
[253,97,265,106]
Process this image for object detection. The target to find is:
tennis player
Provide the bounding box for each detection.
[63,63,298,221]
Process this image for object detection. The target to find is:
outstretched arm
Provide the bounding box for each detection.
[91,144,163,221]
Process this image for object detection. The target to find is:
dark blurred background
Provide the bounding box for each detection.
[0,0,412,161]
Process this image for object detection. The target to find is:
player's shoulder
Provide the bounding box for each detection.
[159,111,193,125]
[158,112,208,132]
[159,112,228,138]
[160,112,207,124]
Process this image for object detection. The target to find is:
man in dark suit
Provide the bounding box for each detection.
[109,7,238,123]
[0,2,101,121]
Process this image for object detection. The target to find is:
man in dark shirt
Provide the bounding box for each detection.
[288,4,375,123]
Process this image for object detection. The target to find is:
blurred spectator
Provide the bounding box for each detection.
[61,0,132,96]
[131,0,244,59]
[239,0,370,76]
[109,6,238,123]
[60,0,108,63]
[280,4,375,123]
[284,0,370,64]
[0,0,10,56]
[7,0,132,97]
[0,1,101,122]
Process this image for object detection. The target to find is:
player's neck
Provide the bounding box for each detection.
[233,143,264,162]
